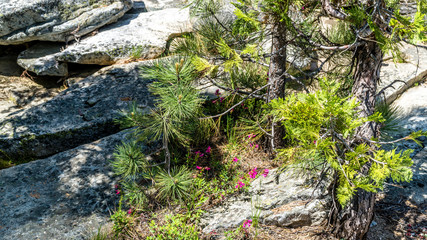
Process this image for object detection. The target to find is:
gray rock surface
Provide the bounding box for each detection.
[382,81,427,158]
[200,169,331,233]
[378,42,427,104]
[135,0,188,11]
[0,0,133,45]
[379,81,427,206]
[0,61,155,160]
[55,8,193,65]
[17,42,68,76]
[0,130,131,240]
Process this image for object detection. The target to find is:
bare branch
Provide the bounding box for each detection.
[256,120,273,137]
[321,0,347,20]
[200,83,271,120]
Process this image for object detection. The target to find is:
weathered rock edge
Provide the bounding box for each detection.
[378,42,427,104]
[0,61,156,160]
[0,0,133,45]
[0,130,132,240]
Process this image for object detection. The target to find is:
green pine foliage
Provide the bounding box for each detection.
[112,141,146,180]
[269,79,414,206]
[155,166,194,203]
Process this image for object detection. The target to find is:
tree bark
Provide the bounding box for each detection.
[267,20,287,150]
[332,40,383,240]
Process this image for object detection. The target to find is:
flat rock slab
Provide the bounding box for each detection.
[0,130,130,240]
[55,8,193,65]
[17,42,68,76]
[378,42,427,104]
[0,0,133,45]
[200,169,331,234]
[0,61,155,160]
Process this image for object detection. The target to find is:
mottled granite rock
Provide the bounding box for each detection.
[379,81,427,206]
[200,169,331,233]
[135,0,188,11]
[0,61,155,160]
[0,130,132,240]
[54,8,193,65]
[17,42,68,76]
[378,42,427,104]
[0,0,133,45]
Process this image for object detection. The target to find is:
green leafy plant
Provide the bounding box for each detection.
[110,196,134,237]
[147,214,199,240]
[269,79,416,206]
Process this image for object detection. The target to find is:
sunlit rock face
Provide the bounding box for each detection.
[0,61,156,160]
[0,0,133,45]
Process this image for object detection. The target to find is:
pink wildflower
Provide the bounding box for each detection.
[212,100,217,104]
[220,97,225,103]
[243,219,252,228]
[249,168,258,179]
[200,153,205,157]
[206,146,211,153]
[215,89,221,96]
[255,144,259,149]
[114,184,118,189]
[233,157,239,162]
[116,190,120,195]
[205,167,211,171]
[262,169,269,177]
[313,140,317,144]
[195,150,201,155]
[249,143,253,147]
[196,166,202,170]
[235,181,245,188]
[127,209,132,214]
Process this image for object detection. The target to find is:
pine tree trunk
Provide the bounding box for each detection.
[267,20,287,150]
[332,40,383,240]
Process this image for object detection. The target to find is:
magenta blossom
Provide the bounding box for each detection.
[233,157,239,162]
[205,167,211,171]
[195,150,201,155]
[249,168,258,179]
[206,146,211,153]
[220,97,225,103]
[235,181,245,189]
[243,219,252,228]
[127,209,132,214]
[215,89,221,96]
[255,144,259,149]
[262,169,269,177]
[116,190,120,195]
[196,166,202,170]
[200,153,205,157]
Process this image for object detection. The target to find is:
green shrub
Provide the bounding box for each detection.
[147,214,199,240]
[110,196,134,237]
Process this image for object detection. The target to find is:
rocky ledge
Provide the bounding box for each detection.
[0,130,132,240]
